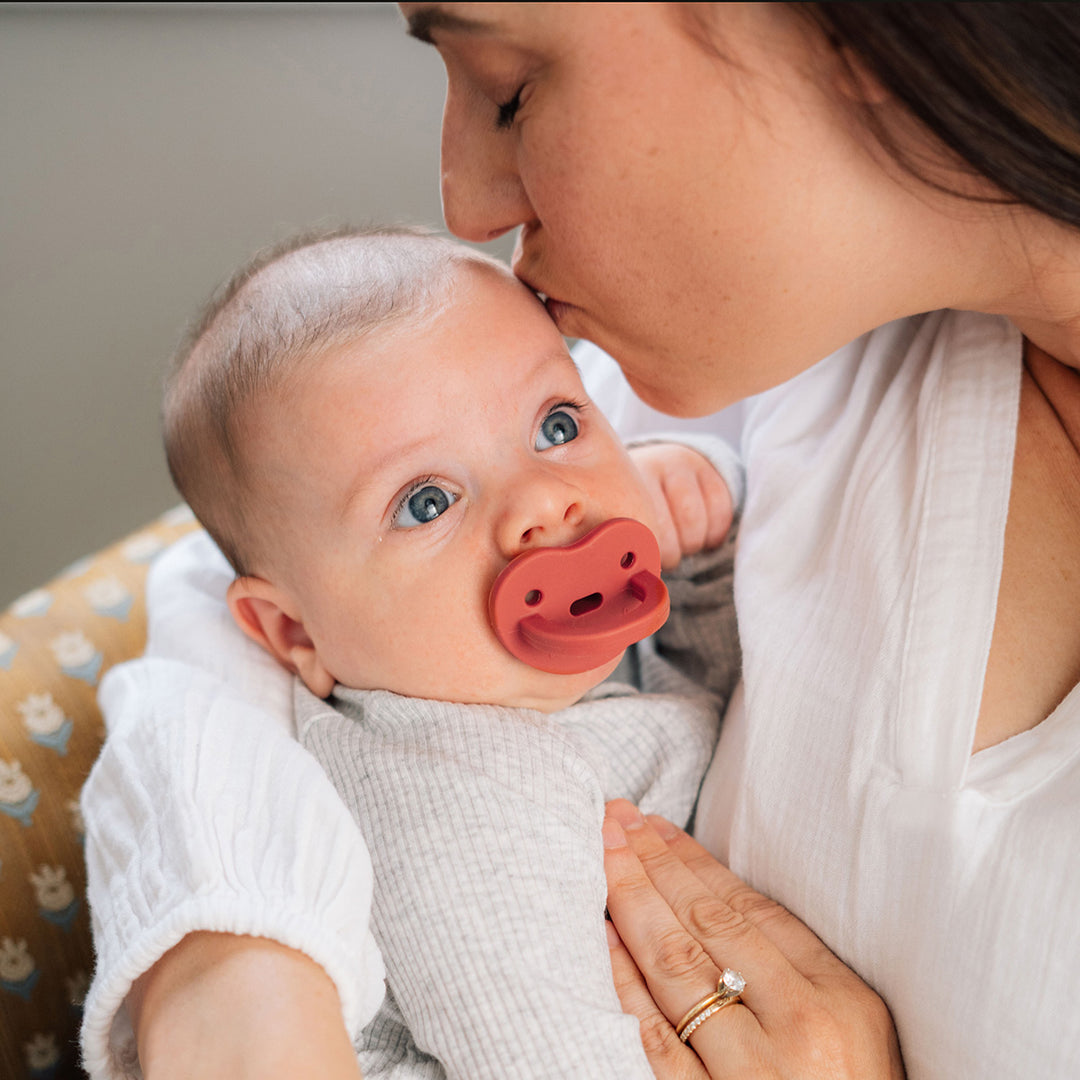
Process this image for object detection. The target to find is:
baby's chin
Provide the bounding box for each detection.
[484,652,626,715]
[353,652,627,714]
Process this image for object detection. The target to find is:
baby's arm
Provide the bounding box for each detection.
[126,933,362,1080]
[629,435,743,705]
[300,692,656,1080]
[81,531,384,1079]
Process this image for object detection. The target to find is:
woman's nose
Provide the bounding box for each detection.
[496,473,588,560]
[440,86,536,243]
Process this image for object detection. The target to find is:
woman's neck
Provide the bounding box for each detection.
[979,211,1080,370]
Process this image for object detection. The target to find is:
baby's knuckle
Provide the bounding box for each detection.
[673,491,705,526]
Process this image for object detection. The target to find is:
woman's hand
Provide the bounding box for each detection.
[603,801,905,1079]
[629,443,733,570]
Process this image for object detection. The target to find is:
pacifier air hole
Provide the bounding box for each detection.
[525,589,543,606]
[620,551,636,569]
[569,592,603,617]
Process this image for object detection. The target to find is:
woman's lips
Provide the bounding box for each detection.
[529,286,575,327]
[543,295,574,326]
[516,268,579,330]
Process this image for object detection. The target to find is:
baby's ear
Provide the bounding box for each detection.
[226,576,336,698]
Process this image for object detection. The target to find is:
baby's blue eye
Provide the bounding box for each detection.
[536,410,579,450]
[395,484,458,529]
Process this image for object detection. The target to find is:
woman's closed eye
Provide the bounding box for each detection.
[535,408,580,450]
[394,481,460,529]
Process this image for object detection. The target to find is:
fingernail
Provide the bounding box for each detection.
[607,800,646,829]
[602,817,628,849]
[646,814,679,840]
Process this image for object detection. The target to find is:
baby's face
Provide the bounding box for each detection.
[250,266,658,711]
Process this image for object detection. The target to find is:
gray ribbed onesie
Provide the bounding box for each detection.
[297,537,739,1079]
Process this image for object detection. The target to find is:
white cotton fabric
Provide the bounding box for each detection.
[80,533,386,1080]
[697,309,1080,1078]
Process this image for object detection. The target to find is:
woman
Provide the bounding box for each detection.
[83,4,1080,1078]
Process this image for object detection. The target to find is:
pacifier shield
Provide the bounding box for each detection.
[488,517,669,674]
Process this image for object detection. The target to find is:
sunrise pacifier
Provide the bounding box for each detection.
[488,517,670,674]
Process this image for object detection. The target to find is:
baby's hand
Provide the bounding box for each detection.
[629,443,734,570]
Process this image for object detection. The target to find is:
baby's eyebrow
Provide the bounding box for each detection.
[406,6,496,44]
[338,435,432,523]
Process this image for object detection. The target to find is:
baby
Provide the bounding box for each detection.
[163,227,741,1079]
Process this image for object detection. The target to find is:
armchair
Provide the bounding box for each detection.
[0,508,200,1080]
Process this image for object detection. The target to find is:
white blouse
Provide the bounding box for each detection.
[698,310,1080,1078]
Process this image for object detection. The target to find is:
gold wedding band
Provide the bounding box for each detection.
[677,994,739,1041]
[674,969,746,1043]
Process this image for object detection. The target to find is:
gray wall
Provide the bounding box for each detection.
[1,2,513,605]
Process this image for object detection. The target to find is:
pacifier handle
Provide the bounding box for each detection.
[488,517,669,675]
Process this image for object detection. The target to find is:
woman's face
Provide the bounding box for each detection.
[401,2,962,415]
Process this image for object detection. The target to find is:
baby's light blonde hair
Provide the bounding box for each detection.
[163,225,509,575]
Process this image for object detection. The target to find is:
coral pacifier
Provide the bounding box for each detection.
[488,517,669,674]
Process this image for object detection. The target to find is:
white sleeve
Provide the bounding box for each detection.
[80,531,385,1080]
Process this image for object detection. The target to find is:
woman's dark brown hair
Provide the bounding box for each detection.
[803,3,1080,229]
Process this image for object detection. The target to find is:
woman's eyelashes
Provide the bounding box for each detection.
[535,406,581,450]
[393,480,460,529]
[495,85,524,130]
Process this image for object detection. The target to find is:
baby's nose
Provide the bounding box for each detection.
[498,479,587,558]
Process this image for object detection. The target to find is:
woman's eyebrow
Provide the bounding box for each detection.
[406,6,495,44]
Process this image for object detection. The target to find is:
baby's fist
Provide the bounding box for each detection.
[629,443,734,569]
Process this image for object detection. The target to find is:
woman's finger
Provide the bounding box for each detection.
[603,809,726,1014]
[644,814,847,982]
[605,802,906,1080]
[605,919,710,1080]
[604,810,770,1077]
[605,800,804,1027]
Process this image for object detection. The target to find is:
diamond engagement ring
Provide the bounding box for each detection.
[675,969,746,1043]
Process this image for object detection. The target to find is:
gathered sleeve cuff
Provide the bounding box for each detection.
[80,534,384,1079]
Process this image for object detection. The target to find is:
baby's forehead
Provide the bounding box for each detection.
[249,259,567,441]
[317,265,539,364]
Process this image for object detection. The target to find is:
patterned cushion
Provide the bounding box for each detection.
[0,508,201,1080]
